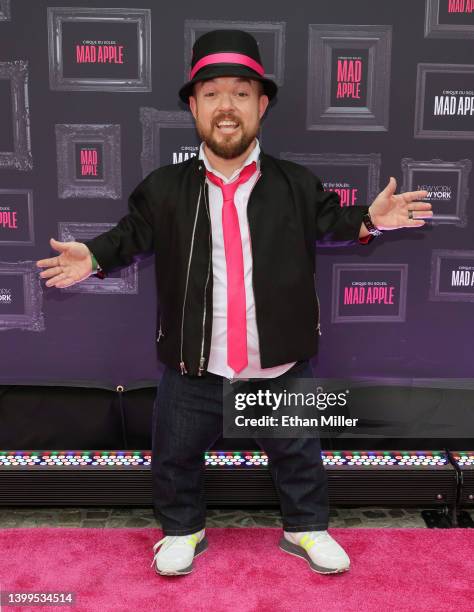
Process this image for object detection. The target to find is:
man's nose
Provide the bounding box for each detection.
[216,91,236,110]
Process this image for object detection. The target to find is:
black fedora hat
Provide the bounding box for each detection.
[179,29,278,105]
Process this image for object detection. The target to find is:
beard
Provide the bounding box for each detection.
[195,113,260,160]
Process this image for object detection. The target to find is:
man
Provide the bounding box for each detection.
[36,30,431,576]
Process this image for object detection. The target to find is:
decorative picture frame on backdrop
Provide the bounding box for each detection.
[58,222,138,294]
[0,61,33,171]
[430,249,474,302]
[280,152,381,209]
[306,24,392,131]
[55,124,122,199]
[184,19,286,87]
[0,0,11,21]
[0,261,44,331]
[425,0,474,39]
[331,263,408,323]
[401,158,471,227]
[0,189,35,246]
[414,63,474,139]
[139,109,198,178]
[47,7,152,92]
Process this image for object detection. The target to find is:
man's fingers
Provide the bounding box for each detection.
[39,266,62,279]
[402,190,429,203]
[382,176,397,196]
[45,272,68,287]
[36,256,60,268]
[409,202,432,210]
[405,219,426,228]
[55,277,77,288]
[36,238,73,267]
[49,237,76,254]
[399,197,432,212]
[410,210,434,219]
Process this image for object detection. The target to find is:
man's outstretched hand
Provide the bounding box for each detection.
[36,238,93,288]
[369,177,433,230]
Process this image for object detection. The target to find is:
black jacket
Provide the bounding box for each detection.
[83,147,373,376]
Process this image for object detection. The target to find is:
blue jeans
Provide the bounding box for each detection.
[151,359,329,535]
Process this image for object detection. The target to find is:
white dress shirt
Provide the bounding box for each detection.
[199,138,297,380]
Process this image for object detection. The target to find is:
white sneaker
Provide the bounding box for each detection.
[151,528,208,575]
[280,530,350,574]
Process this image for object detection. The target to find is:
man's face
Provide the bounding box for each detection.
[189,76,269,159]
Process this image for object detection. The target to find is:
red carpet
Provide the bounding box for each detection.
[0,527,472,612]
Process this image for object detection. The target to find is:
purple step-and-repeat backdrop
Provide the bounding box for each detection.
[1,0,474,387]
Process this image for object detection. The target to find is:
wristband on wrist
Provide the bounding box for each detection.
[90,252,99,272]
[362,209,383,237]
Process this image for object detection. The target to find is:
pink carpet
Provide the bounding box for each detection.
[0,527,472,612]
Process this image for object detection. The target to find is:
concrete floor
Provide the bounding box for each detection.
[0,506,442,528]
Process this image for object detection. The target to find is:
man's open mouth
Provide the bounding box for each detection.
[215,120,240,133]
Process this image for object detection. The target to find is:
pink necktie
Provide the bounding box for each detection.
[205,160,257,373]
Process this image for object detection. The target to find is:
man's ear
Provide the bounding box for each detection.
[189,95,197,119]
[259,94,269,120]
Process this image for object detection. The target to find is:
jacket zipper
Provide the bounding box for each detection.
[180,183,203,374]
[157,315,164,342]
[313,272,322,336]
[316,291,322,336]
[198,184,212,376]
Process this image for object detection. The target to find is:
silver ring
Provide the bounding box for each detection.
[408,210,414,220]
